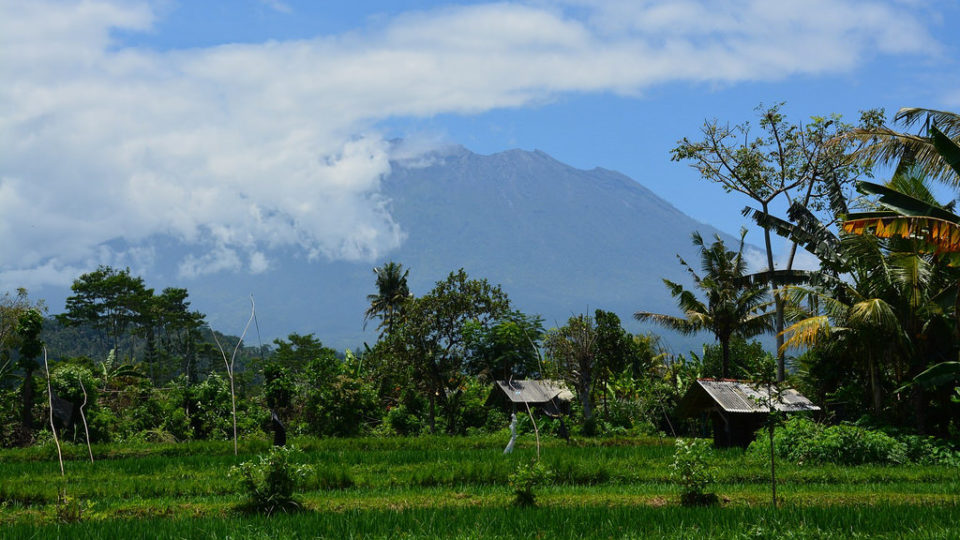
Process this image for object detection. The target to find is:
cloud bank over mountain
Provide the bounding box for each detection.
[0,0,936,290]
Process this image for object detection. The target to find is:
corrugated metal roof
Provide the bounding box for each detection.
[494,379,574,404]
[693,379,820,413]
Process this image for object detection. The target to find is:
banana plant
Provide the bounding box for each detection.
[843,125,960,256]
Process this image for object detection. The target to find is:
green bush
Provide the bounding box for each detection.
[230,445,311,515]
[307,374,380,437]
[189,374,234,439]
[670,438,717,506]
[749,417,909,465]
[899,434,960,466]
[385,405,423,436]
[508,460,552,507]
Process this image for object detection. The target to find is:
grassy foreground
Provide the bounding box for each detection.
[1,434,958,538]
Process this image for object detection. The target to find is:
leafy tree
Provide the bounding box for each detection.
[838,118,960,425]
[15,309,44,432]
[142,288,206,382]
[395,269,511,433]
[463,310,544,381]
[673,104,879,380]
[544,314,598,424]
[635,231,774,379]
[263,361,293,413]
[593,310,666,420]
[271,333,338,375]
[1,289,45,364]
[694,337,774,381]
[58,266,153,358]
[0,289,46,441]
[306,372,379,437]
[364,262,411,337]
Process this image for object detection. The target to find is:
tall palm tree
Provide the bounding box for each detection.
[364,262,411,336]
[635,231,774,379]
[779,234,910,414]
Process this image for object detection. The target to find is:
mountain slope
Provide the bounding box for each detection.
[38,145,743,354]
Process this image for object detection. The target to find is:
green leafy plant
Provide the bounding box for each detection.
[671,438,718,506]
[508,460,552,507]
[230,445,311,515]
[748,417,912,465]
[54,488,91,523]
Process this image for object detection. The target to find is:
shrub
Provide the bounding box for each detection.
[307,374,380,437]
[508,460,552,507]
[385,405,423,436]
[900,434,960,466]
[54,488,91,523]
[230,445,311,515]
[748,417,909,465]
[671,438,718,506]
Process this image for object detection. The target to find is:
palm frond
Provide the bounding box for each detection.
[780,315,833,352]
[894,108,960,138]
[931,124,960,179]
[843,214,960,253]
[848,298,900,331]
[633,311,701,335]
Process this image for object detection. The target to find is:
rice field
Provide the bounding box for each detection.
[1,435,958,538]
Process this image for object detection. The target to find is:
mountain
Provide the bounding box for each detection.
[37,145,746,354]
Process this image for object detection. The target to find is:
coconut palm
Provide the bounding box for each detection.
[635,231,774,379]
[779,238,906,413]
[363,262,412,336]
[844,108,960,187]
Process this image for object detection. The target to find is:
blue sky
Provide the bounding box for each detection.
[2,0,960,289]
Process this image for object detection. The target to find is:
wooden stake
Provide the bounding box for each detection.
[42,347,64,476]
[79,379,94,464]
[211,295,255,456]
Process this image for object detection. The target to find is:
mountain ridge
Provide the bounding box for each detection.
[32,144,743,354]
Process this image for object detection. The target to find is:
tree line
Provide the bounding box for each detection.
[1,104,959,448]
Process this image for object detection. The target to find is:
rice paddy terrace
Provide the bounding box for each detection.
[0,435,957,539]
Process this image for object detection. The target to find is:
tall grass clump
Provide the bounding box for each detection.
[230,445,311,515]
[671,438,718,506]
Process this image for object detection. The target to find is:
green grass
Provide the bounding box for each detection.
[6,504,960,539]
[1,434,958,538]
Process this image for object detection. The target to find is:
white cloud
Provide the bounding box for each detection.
[0,0,936,289]
[259,0,292,14]
[744,239,824,274]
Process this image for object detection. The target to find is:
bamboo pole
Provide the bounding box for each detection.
[42,347,64,476]
[210,296,255,456]
[78,379,94,463]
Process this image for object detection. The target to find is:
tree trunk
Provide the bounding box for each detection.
[762,201,786,382]
[721,338,730,379]
[868,354,882,414]
[20,366,34,431]
[428,391,436,434]
[579,383,593,421]
[911,386,926,434]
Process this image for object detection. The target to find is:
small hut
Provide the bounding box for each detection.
[677,378,820,448]
[487,379,574,417]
